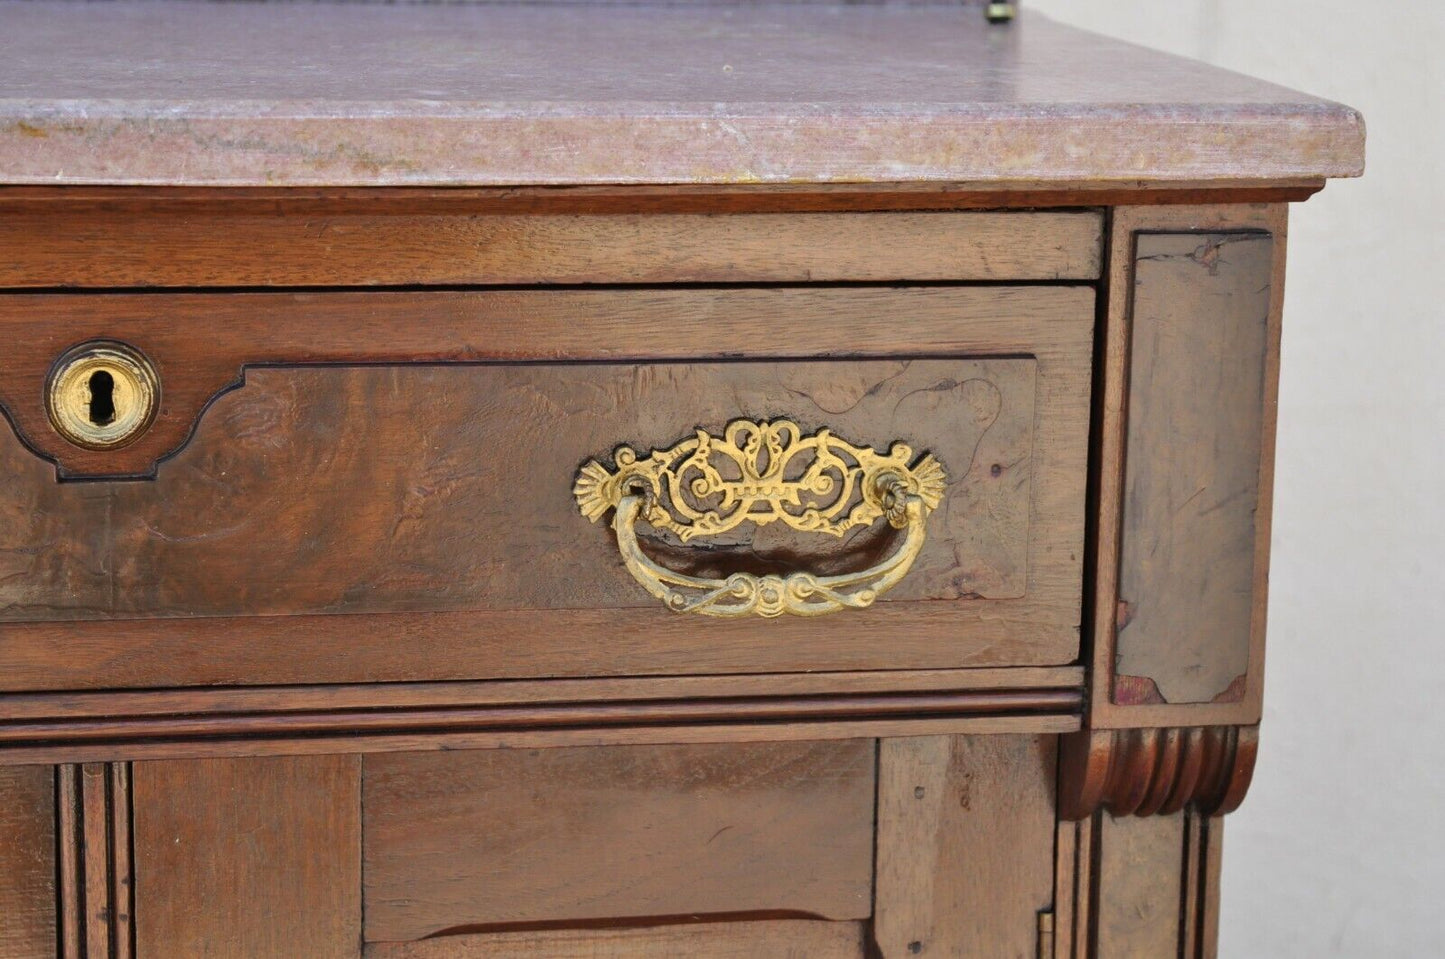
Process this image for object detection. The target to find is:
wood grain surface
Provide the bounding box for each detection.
[0,765,55,959]
[0,286,1091,478]
[5,359,1035,614]
[0,714,1080,768]
[363,920,867,959]
[1116,232,1274,705]
[873,735,1057,957]
[0,666,1084,759]
[1088,204,1286,730]
[132,755,361,959]
[362,741,876,942]
[57,763,133,959]
[1092,812,1187,958]
[0,287,1091,691]
[0,209,1102,288]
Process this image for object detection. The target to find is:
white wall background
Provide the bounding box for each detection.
[1027,2,1445,955]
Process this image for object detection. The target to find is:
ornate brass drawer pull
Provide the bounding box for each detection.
[574,419,945,618]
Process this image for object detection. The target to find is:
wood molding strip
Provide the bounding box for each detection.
[0,666,1083,721]
[1,687,1081,748]
[56,762,133,959]
[0,714,1081,767]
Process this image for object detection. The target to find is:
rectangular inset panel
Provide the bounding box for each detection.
[132,755,361,959]
[873,735,1057,957]
[1116,232,1275,705]
[0,766,55,959]
[362,741,876,942]
[7,359,1035,615]
[363,920,866,959]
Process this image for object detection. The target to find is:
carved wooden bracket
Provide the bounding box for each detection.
[1058,725,1258,820]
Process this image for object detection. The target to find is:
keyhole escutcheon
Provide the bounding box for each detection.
[46,341,160,450]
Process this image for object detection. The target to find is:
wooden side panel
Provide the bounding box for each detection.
[362,741,876,942]
[0,766,55,959]
[1115,231,1274,706]
[873,735,1057,957]
[362,921,866,959]
[1093,813,1185,958]
[1090,205,1286,729]
[0,210,1104,288]
[132,755,361,959]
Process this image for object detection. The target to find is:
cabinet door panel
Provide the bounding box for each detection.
[874,734,1058,957]
[132,755,361,959]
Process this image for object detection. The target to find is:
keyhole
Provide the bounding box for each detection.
[87,370,117,426]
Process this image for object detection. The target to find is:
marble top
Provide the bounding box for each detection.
[0,2,1365,187]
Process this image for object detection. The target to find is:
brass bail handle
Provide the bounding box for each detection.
[574,419,946,618]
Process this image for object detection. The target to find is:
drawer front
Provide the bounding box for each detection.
[0,287,1091,690]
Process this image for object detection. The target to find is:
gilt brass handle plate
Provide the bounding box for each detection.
[574,419,946,618]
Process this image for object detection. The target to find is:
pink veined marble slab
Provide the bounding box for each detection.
[0,2,1364,187]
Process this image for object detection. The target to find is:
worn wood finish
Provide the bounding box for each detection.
[1093,812,1187,958]
[1089,204,1286,730]
[1049,808,1225,958]
[0,765,55,959]
[1117,232,1274,705]
[363,741,875,941]
[363,921,867,959]
[0,2,1362,947]
[132,755,361,959]
[1051,819,1094,959]
[0,288,1092,691]
[57,763,134,959]
[0,209,1103,288]
[5,359,1038,610]
[873,735,1057,957]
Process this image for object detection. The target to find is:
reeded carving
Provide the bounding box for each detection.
[57,762,134,958]
[1058,725,1258,820]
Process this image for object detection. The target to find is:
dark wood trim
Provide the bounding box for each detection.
[56,763,134,959]
[0,666,1083,720]
[2,686,1081,750]
[0,181,1324,215]
[0,713,1081,767]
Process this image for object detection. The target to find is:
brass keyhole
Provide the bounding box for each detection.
[46,342,159,450]
[87,370,117,426]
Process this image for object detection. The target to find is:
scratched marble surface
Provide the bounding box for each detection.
[0,2,1364,185]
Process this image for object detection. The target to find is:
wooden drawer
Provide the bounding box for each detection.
[0,286,1091,691]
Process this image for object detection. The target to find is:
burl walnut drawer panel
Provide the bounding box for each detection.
[0,287,1091,690]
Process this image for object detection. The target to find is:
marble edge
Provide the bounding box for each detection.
[0,104,1366,187]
